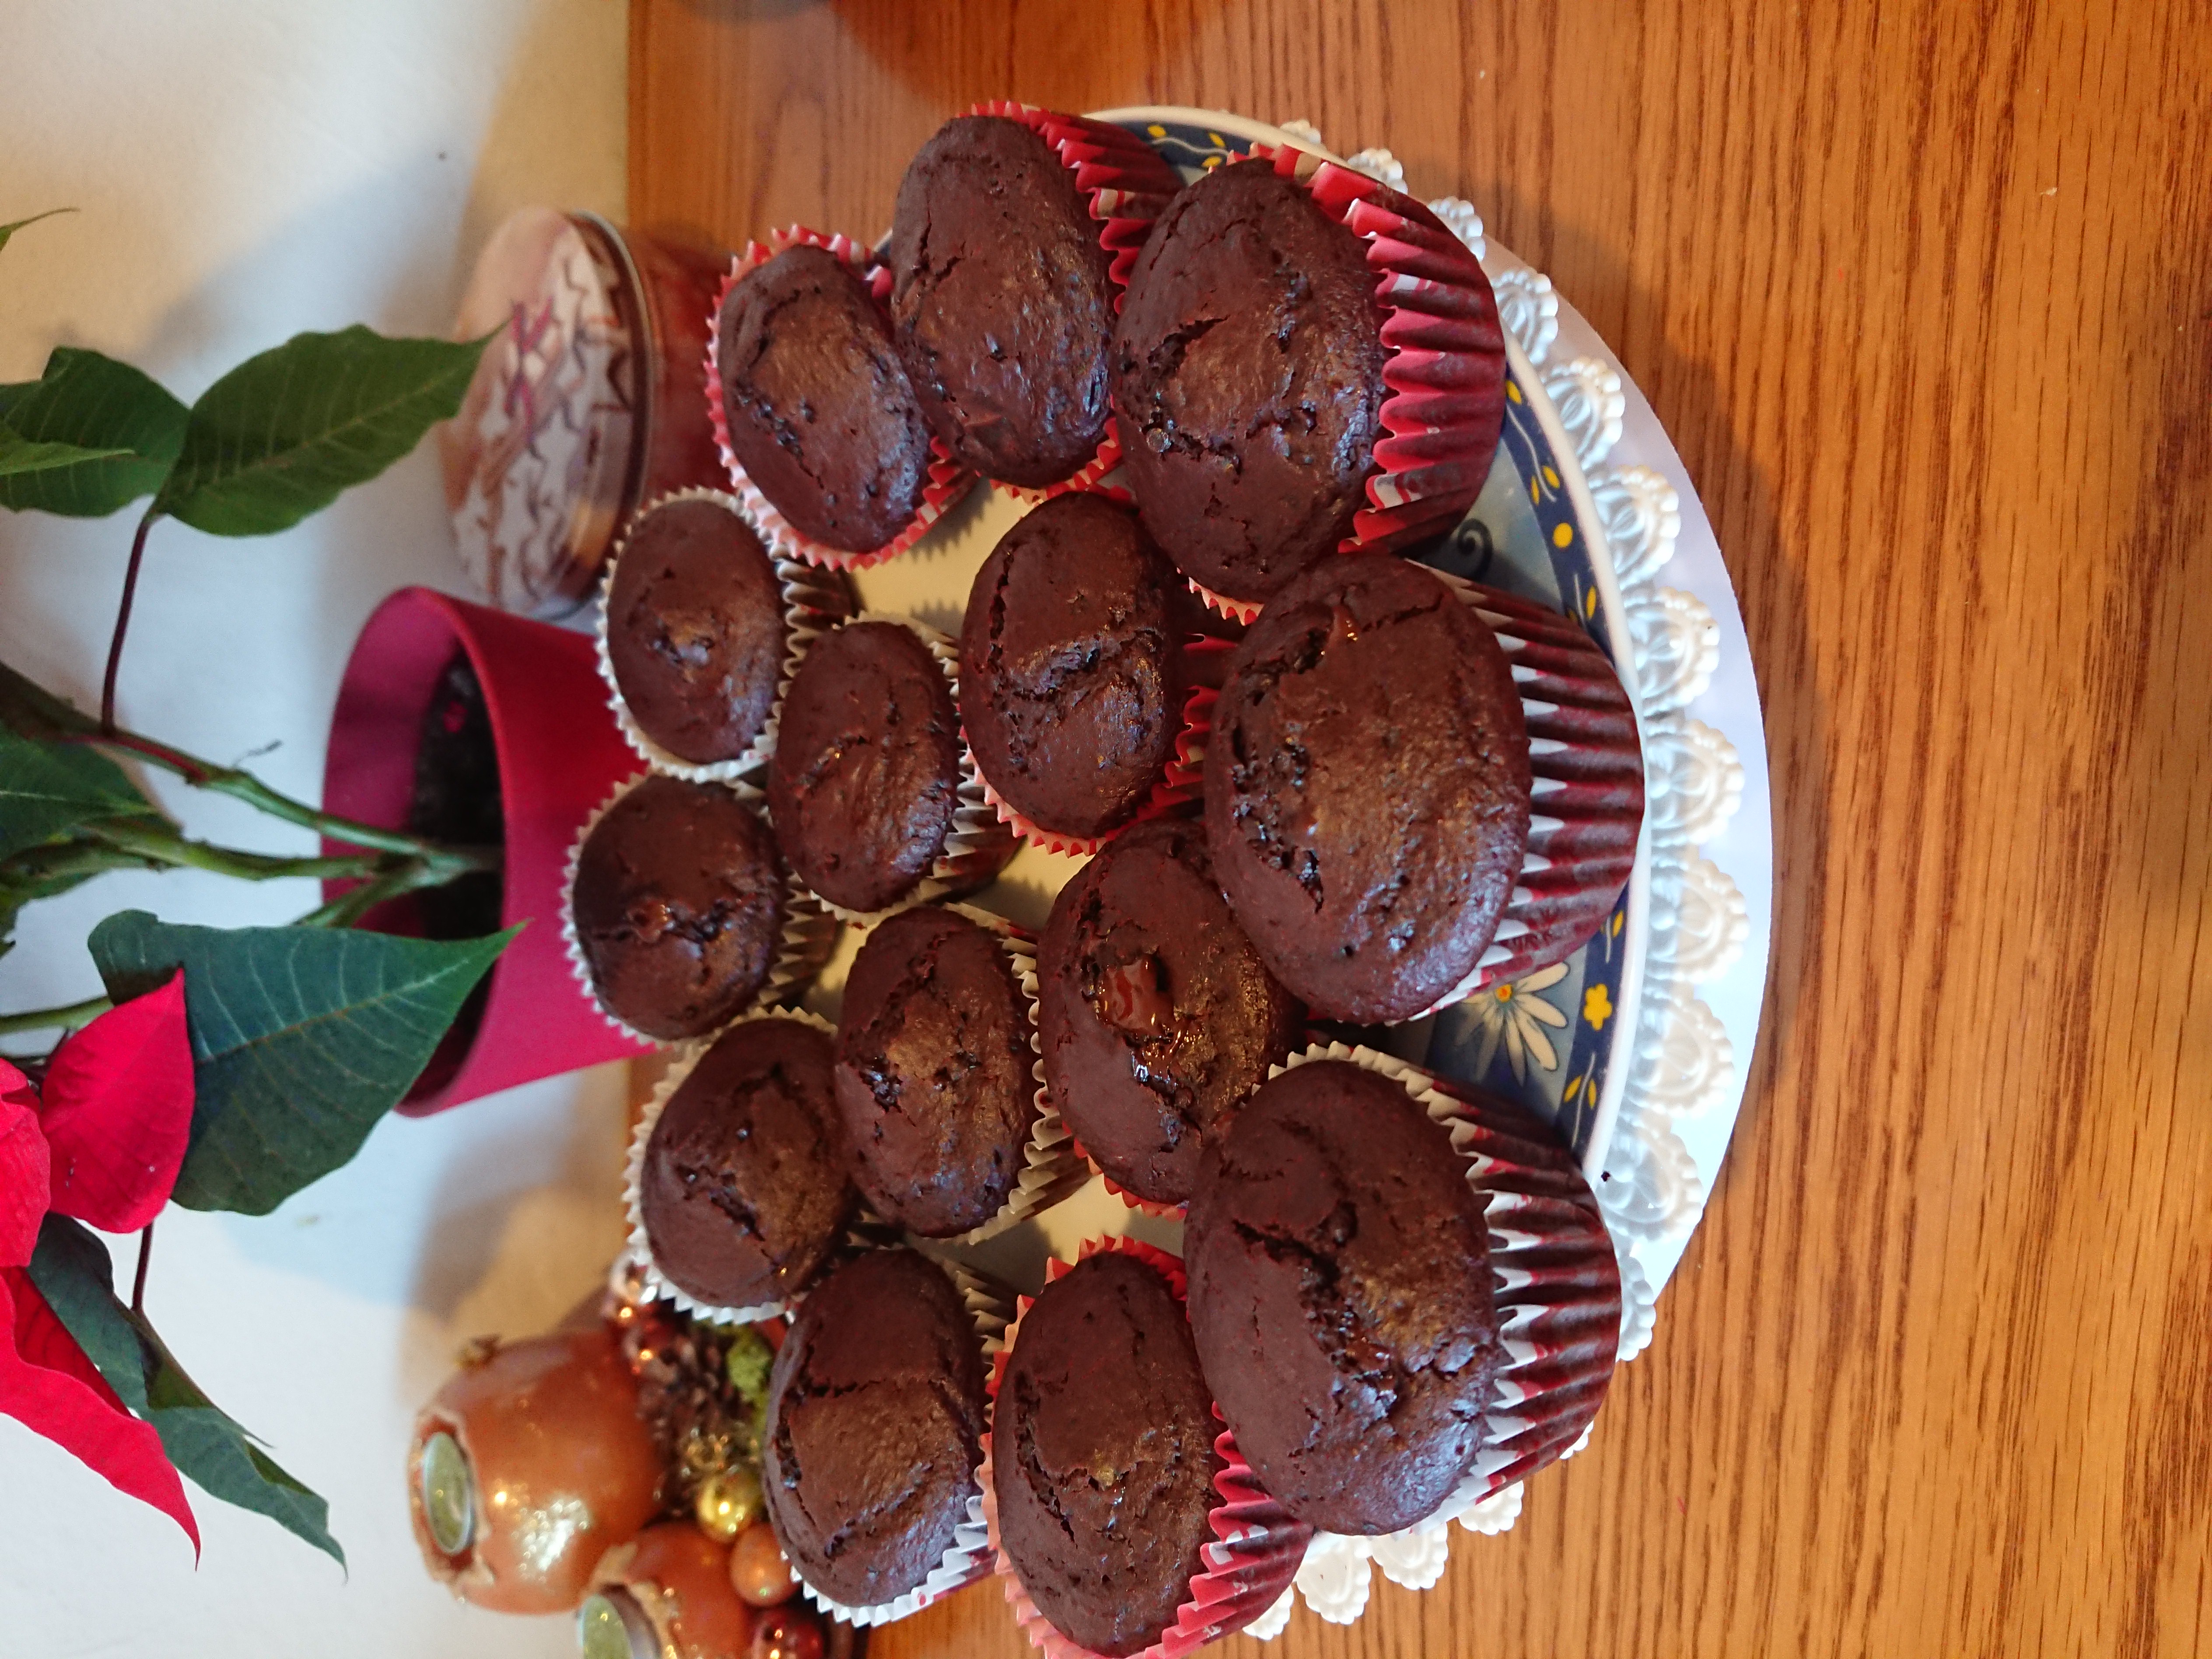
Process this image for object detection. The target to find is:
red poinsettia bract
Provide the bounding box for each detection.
[0,974,200,1553]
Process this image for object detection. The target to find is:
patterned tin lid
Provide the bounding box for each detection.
[438,206,640,617]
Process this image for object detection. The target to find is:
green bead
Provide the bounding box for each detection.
[418,1431,473,1558]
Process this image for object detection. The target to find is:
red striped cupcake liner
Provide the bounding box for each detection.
[966,102,1182,505]
[703,225,975,570]
[1248,144,1509,561]
[968,651,1222,860]
[980,1236,1312,1659]
[1066,1134,1183,1220]
[1423,572,1644,1015]
[1280,1043,1620,1512]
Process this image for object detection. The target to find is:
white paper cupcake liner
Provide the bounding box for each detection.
[1272,1041,1620,1521]
[798,1257,1014,1628]
[773,614,1016,926]
[932,903,1091,1244]
[560,772,840,1047]
[594,487,851,783]
[619,1006,842,1325]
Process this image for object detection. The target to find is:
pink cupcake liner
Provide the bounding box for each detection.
[1184,575,1265,628]
[966,102,1183,506]
[1278,1042,1621,1512]
[1247,144,1508,559]
[968,671,1218,860]
[558,772,840,1047]
[1065,1136,1184,1221]
[1421,574,1643,1012]
[980,1236,1313,1659]
[703,226,976,570]
[771,615,1018,925]
[799,1258,1015,1628]
[593,487,854,783]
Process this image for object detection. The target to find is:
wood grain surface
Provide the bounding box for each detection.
[630,4,2212,1653]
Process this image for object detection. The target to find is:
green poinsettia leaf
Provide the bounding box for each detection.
[0,428,135,477]
[153,326,489,537]
[0,847,115,964]
[0,656,101,743]
[24,1215,152,1412]
[26,1215,343,1565]
[143,1376,343,1568]
[0,347,187,518]
[88,910,518,1214]
[0,208,74,256]
[0,725,160,862]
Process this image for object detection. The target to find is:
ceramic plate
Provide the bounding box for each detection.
[767,106,1772,1634]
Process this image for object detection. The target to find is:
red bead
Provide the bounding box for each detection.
[749,1606,825,1659]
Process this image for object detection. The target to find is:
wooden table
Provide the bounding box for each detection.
[630,4,2212,1653]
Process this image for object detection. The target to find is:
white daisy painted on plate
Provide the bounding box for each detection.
[1468,962,1572,1079]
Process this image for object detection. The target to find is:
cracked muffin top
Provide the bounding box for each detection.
[1183,1058,1501,1534]
[1202,554,1530,1025]
[957,492,1196,842]
[888,115,1116,490]
[604,495,796,766]
[768,620,968,915]
[1111,160,1388,608]
[762,1247,988,1610]
[832,905,1036,1238]
[990,1250,1222,1657]
[637,1016,854,1310]
[714,242,935,553]
[570,774,791,1042]
[1037,818,1303,1207]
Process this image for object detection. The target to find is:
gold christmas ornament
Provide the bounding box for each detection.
[693,1466,762,1543]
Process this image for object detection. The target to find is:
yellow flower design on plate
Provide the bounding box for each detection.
[1584,982,1614,1030]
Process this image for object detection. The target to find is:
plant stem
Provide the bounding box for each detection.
[100,508,160,734]
[88,728,476,861]
[0,995,112,1038]
[90,818,483,885]
[0,657,498,866]
[293,857,464,929]
[130,1222,154,1316]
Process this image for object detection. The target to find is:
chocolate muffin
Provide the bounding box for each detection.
[604,496,797,766]
[637,1017,855,1310]
[570,775,793,1041]
[959,493,1196,841]
[714,243,936,552]
[1204,554,1530,1024]
[1112,161,1387,607]
[1039,819,1303,1207]
[992,1251,1223,1657]
[1183,1059,1500,1534]
[768,621,971,914]
[763,1249,989,1610]
[833,906,1037,1237]
[888,115,1114,489]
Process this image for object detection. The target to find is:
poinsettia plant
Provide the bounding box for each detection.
[1,208,513,1563]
